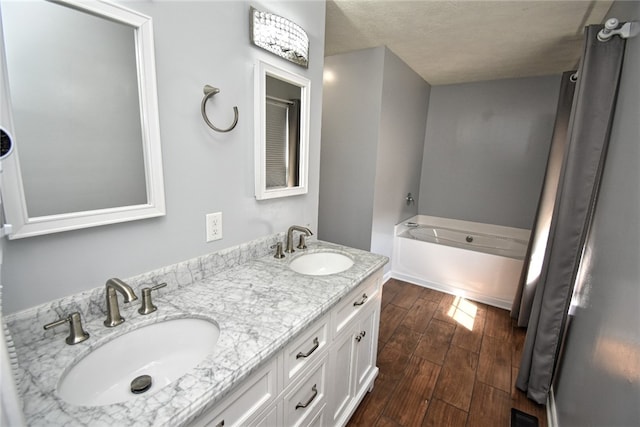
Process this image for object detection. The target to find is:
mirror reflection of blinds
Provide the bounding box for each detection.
[265,98,290,188]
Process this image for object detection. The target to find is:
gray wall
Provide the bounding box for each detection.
[318,47,385,251]
[371,50,431,262]
[553,1,640,425]
[319,46,430,263]
[1,0,326,314]
[418,75,561,229]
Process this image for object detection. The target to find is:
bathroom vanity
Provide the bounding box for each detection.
[192,267,382,427]
[4,235,387,426]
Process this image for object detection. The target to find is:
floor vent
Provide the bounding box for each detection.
[511,408,539,427]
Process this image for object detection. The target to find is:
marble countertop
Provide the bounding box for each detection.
[11,240,387,426]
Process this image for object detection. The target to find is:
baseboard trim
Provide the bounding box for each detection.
[389,271,513,310]
[382,270,392,285]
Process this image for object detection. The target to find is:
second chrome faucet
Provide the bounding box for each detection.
[104,278,138,327]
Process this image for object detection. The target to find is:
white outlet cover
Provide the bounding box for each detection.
[206,212,222,242]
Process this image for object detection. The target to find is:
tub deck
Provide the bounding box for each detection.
[392,215,530,310]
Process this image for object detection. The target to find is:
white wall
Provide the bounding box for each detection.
[1,0,326,314]
[371,49,431,264]
[319,46,430,262]
[552,1,640,424]
[418,75,561,229]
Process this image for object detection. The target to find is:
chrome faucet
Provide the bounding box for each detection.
[285,225,313,253]
[104,278,138,327]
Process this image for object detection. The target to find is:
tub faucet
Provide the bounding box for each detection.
[104,278,138,327]
[285,225,313,253]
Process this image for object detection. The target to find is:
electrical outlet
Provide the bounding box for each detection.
[206,212,222,242]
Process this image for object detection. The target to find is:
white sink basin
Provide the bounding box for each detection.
[289,252,354,276]
[58,318,219,406]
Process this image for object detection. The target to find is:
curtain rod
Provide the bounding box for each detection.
[597,18,639,42]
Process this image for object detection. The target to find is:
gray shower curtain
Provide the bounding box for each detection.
[511,70,576,327]
[515,25,627,404]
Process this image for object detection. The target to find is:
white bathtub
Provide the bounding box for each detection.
[391,215,530,309]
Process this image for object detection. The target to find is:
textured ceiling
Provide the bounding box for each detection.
[325,0,614,85]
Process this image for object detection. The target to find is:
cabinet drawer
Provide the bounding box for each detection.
[305,403,327,427]
[283,315,328,387]
[250,403,279,427]
[283,356,327,427]
[332,270,381,335]
[195,357,278,427]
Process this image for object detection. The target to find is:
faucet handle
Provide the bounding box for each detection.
[285,225,313,253]
[271,242,285,259]
[297,234,308,250]
[138,283,167,315]
[44,312,90,345]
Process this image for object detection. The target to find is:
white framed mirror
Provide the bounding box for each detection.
[254,60,310,200]
[0,0,165,239]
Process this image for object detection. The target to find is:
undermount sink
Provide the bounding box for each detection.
[289,252,354,276]
[58,318,219,406]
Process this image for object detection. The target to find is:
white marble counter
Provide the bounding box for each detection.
[5,237,387,426]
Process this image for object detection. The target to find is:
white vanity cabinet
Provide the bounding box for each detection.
[190,268,383,427]
[329,272,381,426]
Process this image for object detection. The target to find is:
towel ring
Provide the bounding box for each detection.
[201,85,238,132]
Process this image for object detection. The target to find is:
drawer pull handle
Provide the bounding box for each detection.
[296,337,319,359]
[295,384,318,410]
[355,330,367,342]
[215,420,224,427]
[353,293,368,306]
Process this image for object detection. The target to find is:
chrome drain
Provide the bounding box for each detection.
[130,375,153,394]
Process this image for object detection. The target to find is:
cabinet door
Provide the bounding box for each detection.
[329,325,356,424]
[330,301,381,427]
[353,304,378,395]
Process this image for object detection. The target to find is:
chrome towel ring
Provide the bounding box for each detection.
[201,85,238,132]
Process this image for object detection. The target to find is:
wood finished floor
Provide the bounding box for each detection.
[347,279,547,427]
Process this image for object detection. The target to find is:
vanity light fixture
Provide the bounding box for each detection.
[250,6,309,68]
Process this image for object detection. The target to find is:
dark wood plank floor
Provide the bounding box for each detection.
[348,279,547,427]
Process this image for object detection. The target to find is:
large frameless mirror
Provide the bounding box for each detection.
[254,60,310,200]
[0,0,165,239]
